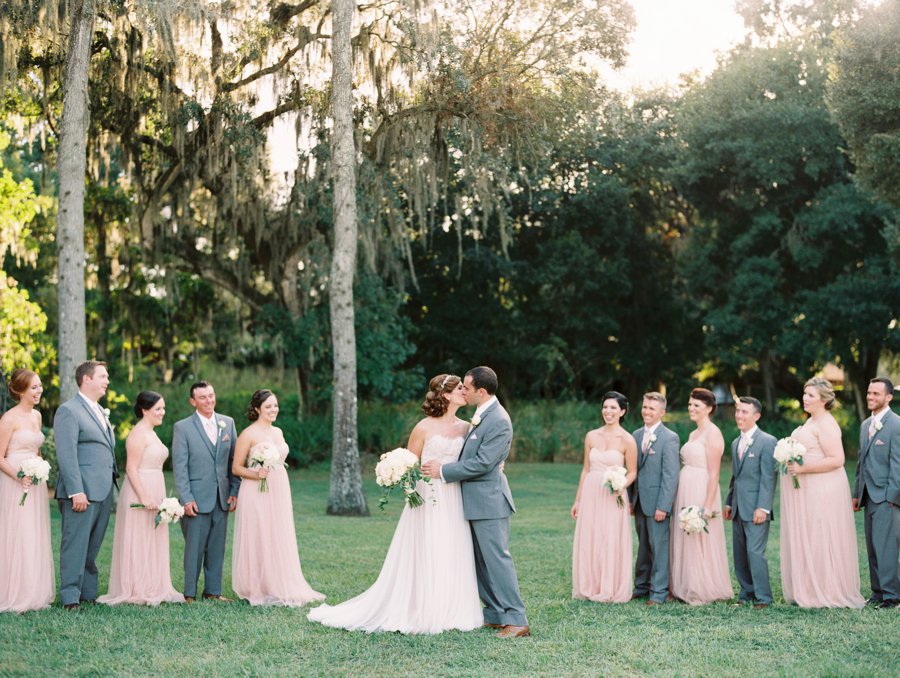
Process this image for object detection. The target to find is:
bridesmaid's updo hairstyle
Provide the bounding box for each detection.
[422,374,461,418]
[804,377,836,410]
[133,391,163,419]
[601,391,628,420]
[7,368,37,402]
[247,389,275,422]
[690,387,717,414]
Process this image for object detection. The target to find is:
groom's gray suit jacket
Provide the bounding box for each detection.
[172,413,240,513]
[855,409,900,507]
[630,424,679,516]
[441,400,515,519]
[54,395,118,501]
[725,428,777,521]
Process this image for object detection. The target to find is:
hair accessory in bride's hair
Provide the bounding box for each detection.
[439,374,455,390]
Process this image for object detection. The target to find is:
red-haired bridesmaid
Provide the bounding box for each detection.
[0,369,55,612]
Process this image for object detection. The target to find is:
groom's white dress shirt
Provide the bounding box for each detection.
[79,391,108,431]
[197,412,219,445]
[474,396,498,422]
[642,422,660,453]
[869,406,889,438]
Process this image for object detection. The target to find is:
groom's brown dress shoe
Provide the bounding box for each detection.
[496,625,530,638]
[63,603,80,611]
[483,623,504,629]
[184,596,196,603]
[753,603,770,609]
[202,594,233,602]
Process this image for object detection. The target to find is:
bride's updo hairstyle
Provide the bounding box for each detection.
[7,368,37,402]
[804,377,836,410]
[690,387,717,414]
[422,374,461,418]
[601,391,628,421]
[247,389,275,422]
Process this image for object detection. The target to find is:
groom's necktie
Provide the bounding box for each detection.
[868,419,877,439]
[738,436,748,461]
[641,431,650,454]
[202,416,217,445]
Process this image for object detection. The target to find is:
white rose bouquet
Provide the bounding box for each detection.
[679,505,719,534]
[130,496,186,528]
[375,447,431,511]
[773,437,806,489]
[602,466,628,508]
[17,457,51,506]
[248,443,282,492]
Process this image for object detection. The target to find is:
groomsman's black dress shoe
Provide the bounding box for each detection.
[496,625,530,638]
[63,603,80,611]
[866,596,883,606]
[202,594,233,602]
[877,599,899,609]
[631,592,649,600]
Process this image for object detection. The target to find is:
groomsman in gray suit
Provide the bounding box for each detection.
[723,397,777,608]
[852,377,900,609]
[630,392,680,605]
[172,381,240,602]
[54,360,119,609]
[422,366,529,638]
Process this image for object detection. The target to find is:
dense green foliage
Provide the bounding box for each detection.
[1,0,896,423]
[0,462,896,676]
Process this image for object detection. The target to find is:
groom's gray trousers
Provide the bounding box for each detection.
[181,505,229,597]
[58,489,114,605]
[470,518,528,626]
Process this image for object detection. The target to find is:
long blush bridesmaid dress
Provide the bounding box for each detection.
[0,429,55,612]
[780,422,865,608]
[232,441,324,606]
[571,448,632,602]
[669,437,733,605]
[99,439,184,606]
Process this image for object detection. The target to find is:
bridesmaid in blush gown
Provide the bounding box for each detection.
[308,374,482,633]
[780,377,865,608]
[571,391,637,603]
[231,389,324,607]
[0,369,54,613]
[99,391,183,606]
[669,388,733,605]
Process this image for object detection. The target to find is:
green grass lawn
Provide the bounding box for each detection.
[1,462,897,677]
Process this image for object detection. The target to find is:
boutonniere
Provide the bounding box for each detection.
[874,420,883,433]
[471,414,482,428]
[645,432,657,454]
[746,436,754,447]
[102,407,111,418]
[217,420,227,434]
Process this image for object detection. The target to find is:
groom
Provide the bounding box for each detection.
[54,360,119,609]
[630,391,679,606]
[172,381,240,602]
[422,366,529,638]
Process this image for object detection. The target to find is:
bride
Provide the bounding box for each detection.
[307,374,483,633]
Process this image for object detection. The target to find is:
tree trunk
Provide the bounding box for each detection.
[56,0,94,400]
[326,0,368,516]
[761,350,776,416]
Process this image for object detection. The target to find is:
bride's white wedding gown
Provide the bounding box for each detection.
[307,435,483,633]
